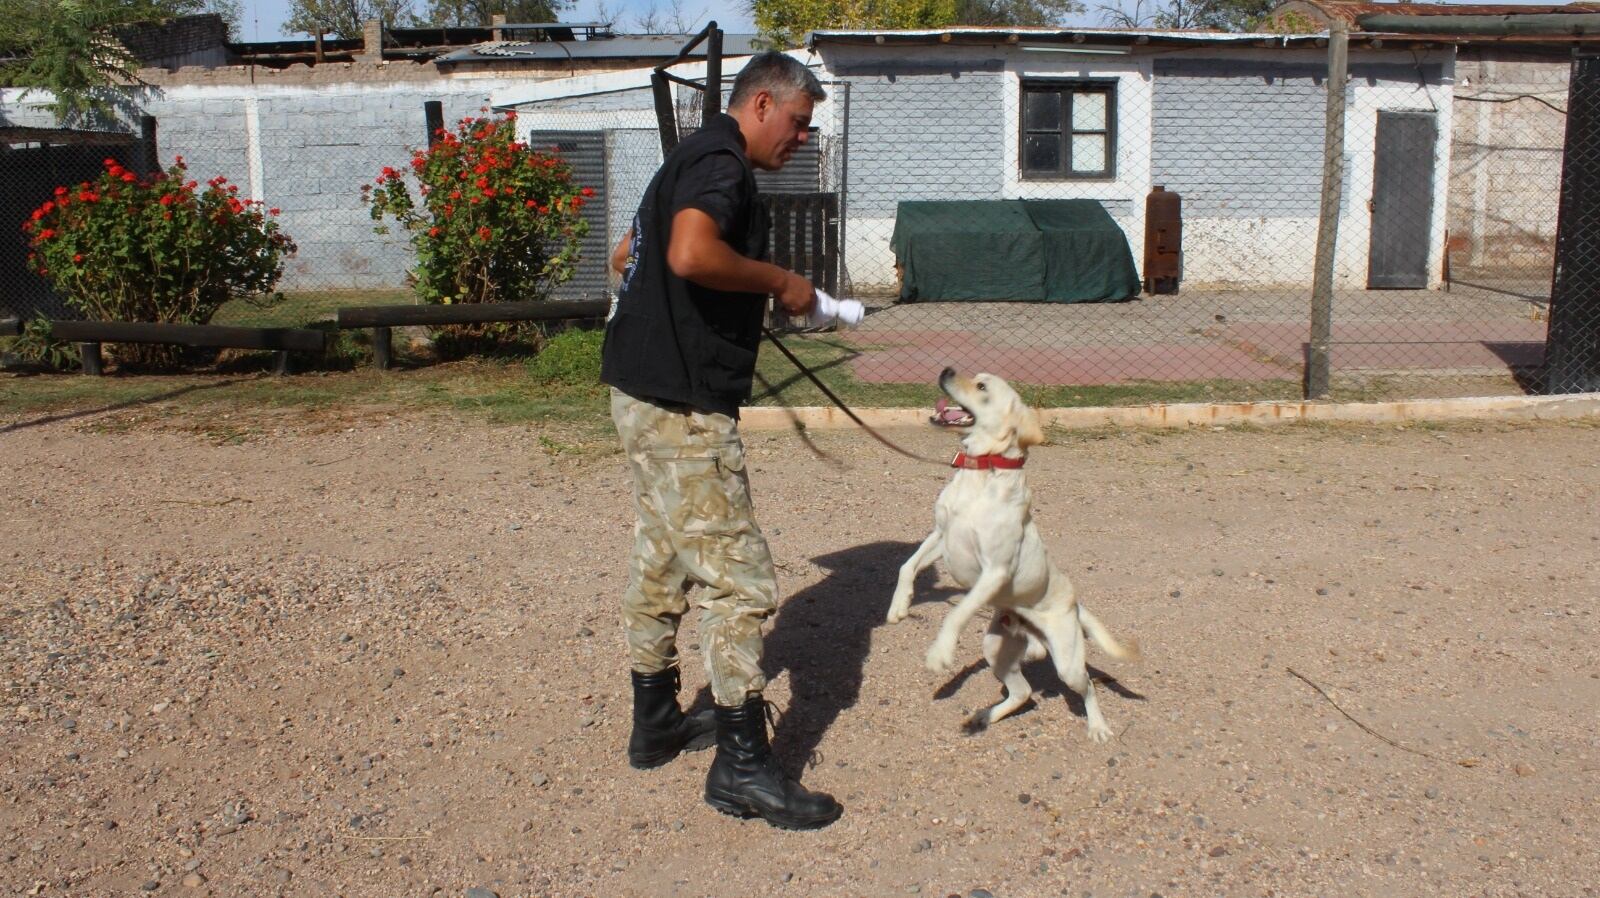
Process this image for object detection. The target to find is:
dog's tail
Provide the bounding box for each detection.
[1076,604,1141,661]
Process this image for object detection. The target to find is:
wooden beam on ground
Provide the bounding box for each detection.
[47,320,326,353]
[335,300,607,329]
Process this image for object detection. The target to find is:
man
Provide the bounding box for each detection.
[600,52,842,830]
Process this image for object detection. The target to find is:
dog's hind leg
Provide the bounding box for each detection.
[887,531,943,624]
[964,614,1033,734]
[1038,612,1114,743]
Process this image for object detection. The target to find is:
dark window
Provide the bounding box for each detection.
[1020,80,1116,180]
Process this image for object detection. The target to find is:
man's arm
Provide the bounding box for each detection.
[610,227,633,275]
[666,208,816,316]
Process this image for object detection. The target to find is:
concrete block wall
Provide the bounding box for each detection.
[1151,60,1328,220]
[1449,56,1567,278]
[4,77,550,294]
[143,79,541,291]
[1149,58,1329,287]
[830,72,1004,292]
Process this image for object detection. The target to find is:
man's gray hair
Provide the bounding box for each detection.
[728,51,826,108]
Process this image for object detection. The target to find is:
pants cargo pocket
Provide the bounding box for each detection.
[647,443,752,538]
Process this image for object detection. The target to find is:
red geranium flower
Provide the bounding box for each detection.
[477,226,492,241]
[581,187,595,197]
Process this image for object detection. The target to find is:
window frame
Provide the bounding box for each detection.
[1018,78,1118,182]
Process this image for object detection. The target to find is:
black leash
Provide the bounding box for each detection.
[761,326,946,466]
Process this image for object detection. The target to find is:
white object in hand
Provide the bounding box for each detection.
[808,288,864,328]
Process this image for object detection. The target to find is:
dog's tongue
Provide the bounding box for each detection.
[933,397,967,424]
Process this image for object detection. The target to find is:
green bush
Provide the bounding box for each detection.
[24,157,296,369]
[525,327,603,387]
[363,110,591,356]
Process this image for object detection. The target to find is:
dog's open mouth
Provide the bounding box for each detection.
[931,396,975,428]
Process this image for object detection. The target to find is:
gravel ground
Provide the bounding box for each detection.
[2,403,1598,898]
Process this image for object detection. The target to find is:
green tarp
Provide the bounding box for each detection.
[890,199,1141,303]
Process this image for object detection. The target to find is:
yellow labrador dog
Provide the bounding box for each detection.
[887,367,1139,742]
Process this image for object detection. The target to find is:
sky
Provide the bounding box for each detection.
[234,0,1580,44]
[236,0,757,41]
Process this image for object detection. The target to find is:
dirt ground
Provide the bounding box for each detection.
[2,400,1598,898]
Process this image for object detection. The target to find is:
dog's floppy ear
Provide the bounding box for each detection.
[1017,406,1046,449]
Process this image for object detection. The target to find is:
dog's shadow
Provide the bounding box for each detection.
[932,646,1147,729]
[688,540,954,769]
[686,539,1146,764]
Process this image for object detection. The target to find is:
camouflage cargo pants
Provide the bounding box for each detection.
[610,388,777,707]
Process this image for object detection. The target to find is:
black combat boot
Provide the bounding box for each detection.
[628,668,715,770]
[704,697,843,829]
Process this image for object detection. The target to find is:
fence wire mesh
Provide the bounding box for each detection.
[2,39,1595,401]
[1547,53,1600,394]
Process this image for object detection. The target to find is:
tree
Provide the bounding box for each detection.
[952,0,1082,27]
[283,0,417,40]
[0,0,247,124]
[751,0,1084,51]
[421,0,569,28]
[0,0,151,125]
[201,0,242,37]
[592,0,705,34]
[630,0,705,34]
[1097,0,1273,32]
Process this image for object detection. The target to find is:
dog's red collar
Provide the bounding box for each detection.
[951,452,1025,470]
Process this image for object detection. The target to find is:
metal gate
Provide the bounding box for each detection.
[527,130,608,301]
[1547,55,1600,393]
[763,192,839,297]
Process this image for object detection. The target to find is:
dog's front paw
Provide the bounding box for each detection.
[925,639,958,674]
[886,596,911,624]
[1086,721,1113,744]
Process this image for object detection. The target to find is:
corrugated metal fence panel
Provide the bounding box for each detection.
[528,130,609,301]
[754,130,821,194]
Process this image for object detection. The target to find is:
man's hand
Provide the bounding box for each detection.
[775,270,816,316]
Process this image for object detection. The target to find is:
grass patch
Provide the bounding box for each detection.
[212,289,413,328]
[1,325,1539,439]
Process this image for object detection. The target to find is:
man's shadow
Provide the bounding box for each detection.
[687,540,954,769]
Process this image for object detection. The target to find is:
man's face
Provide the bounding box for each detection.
[746,89,814,171]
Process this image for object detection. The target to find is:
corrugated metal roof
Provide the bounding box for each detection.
[807,27,1323,47]
[438,33,760,63]
[1285,1,1600,26]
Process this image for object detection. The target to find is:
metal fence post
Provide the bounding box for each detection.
[138,115,160,176]
[706,26,722,118]
[837,81,850,296]
[1307,20,1349,400]
[424,101,443,147]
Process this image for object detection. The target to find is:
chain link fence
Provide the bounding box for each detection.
[3,38,1596,400]
[814,44,1578,404]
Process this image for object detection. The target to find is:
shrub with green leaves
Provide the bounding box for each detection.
[23,156,297,368]
[363,111,591,354]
